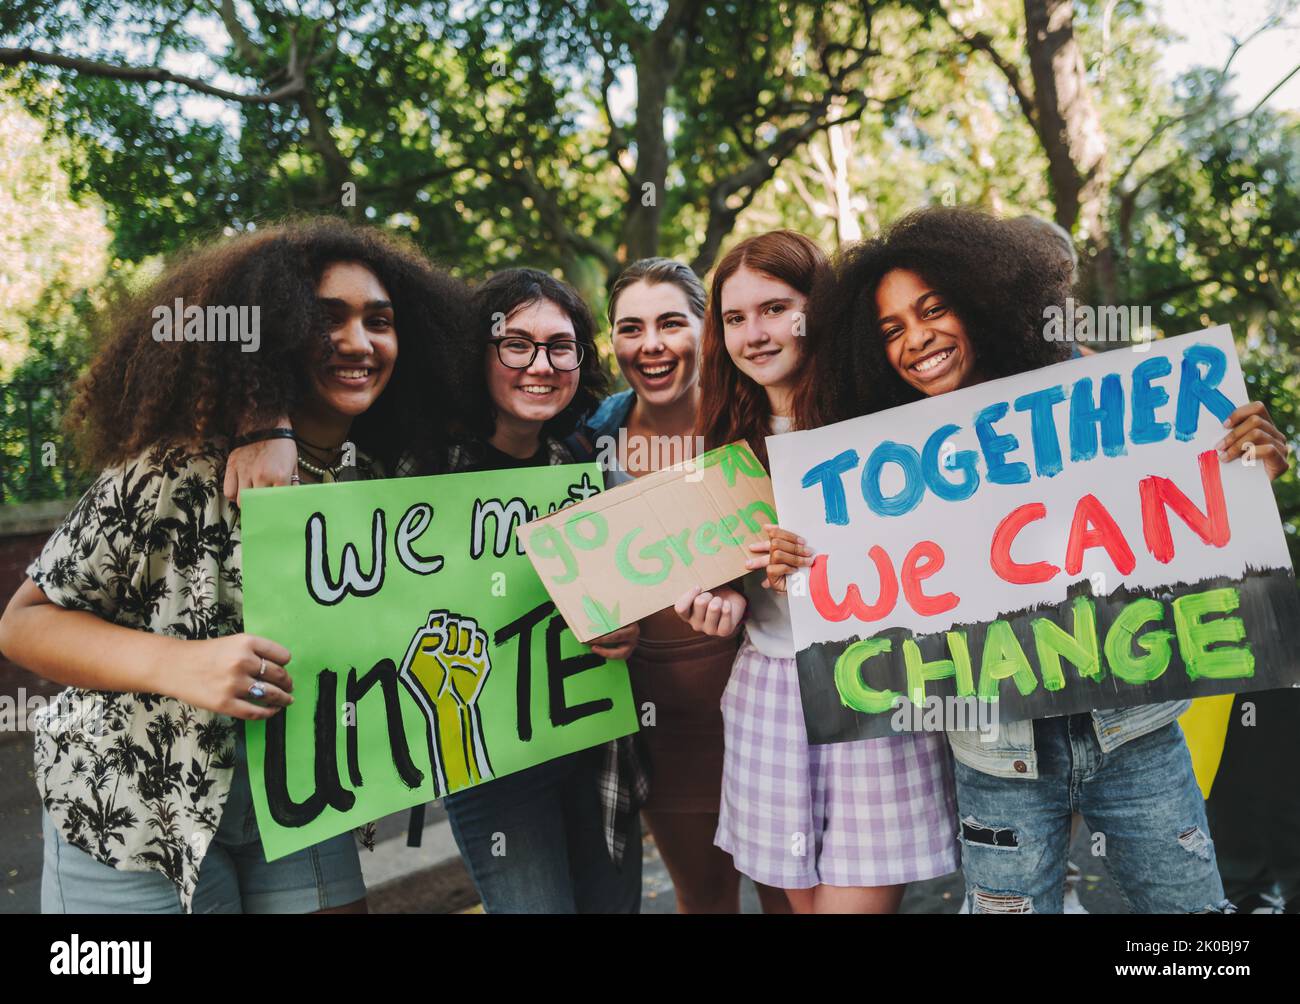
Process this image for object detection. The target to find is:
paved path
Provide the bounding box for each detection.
[0,732,42,912]
[4,728,1125,914]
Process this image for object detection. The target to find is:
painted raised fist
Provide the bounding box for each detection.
[398,610,494,796]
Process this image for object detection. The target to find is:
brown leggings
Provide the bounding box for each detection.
[644,809,791,914]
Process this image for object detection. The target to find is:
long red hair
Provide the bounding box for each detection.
[696,229,829,468]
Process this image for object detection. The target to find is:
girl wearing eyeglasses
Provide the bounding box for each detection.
[221,267,642,913]
[436,268,645,913]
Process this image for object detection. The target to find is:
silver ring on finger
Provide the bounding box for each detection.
[258,657,266,678]
[249,684,266,700]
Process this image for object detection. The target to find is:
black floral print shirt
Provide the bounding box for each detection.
[28,443,244,912]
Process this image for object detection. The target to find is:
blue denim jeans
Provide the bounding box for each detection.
[42,728,365,914]
[443,746,641,913]
[954,714,1228,914]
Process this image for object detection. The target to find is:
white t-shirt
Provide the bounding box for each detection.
[741,415,795,659]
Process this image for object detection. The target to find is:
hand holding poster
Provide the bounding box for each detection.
[240,464,637,860]
[767,327,1300,743]
[519,442,777,642]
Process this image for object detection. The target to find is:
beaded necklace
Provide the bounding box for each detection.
[295,452,347,482]
[295,437,351,483]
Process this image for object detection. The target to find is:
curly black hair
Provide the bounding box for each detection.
[796,207,1074,428]
[463,267,609,442]
[69,217,477,475]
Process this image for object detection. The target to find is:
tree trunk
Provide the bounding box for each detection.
[298,90,358,221]
[620,55,670,263]
[1023,0,1116,303]
[619,14,687,268]
[827,99,861,245]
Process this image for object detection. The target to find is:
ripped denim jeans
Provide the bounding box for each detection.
[954,714,1229,914]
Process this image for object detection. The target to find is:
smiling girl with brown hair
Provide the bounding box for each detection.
[679,229,960,914]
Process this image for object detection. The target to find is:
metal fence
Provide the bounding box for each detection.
[0,379,88,504]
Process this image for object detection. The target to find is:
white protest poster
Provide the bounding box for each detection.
[767,326,1300,742]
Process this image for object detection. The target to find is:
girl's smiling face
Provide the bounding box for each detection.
[876,268,978,397]
[611,279,701,407]
[484,297,581,427]
[720,265,805,409]
[308,261,397,420]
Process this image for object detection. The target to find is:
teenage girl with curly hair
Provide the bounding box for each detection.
[0,218,476,913]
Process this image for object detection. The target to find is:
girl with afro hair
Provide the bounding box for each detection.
[0,218,477,913]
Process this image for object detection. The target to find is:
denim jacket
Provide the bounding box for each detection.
[566,388,635,459]
[947,699,1191,779]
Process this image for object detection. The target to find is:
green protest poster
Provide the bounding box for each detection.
[240,464,637,860]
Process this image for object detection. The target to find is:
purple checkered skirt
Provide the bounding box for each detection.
[715,640,960,889]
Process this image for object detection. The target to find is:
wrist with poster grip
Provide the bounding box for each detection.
[231,427,296,449]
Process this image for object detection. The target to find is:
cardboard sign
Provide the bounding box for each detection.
[767,327,1300,742]
[241,464,638,860]
[520,442,777,642]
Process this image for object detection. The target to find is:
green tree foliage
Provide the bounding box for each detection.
[0,89,111,501]
[1,1,949,287]
[0,88,109,375]
[1126,98,1300,564]
[0,0,1296,549]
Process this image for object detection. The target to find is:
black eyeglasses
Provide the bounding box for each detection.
[490,336,585,371]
